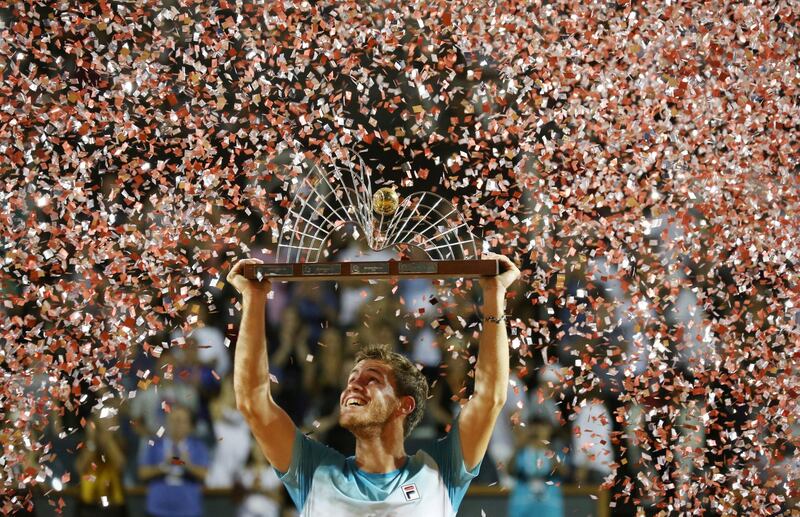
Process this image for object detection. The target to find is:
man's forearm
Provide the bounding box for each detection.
[473,287,509,406]
[233,295,271,415]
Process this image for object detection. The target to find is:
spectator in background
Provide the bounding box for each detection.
[400,278,441,376]
[572,391,614,485]
[527,363,565,428]
[486,350,546,483]
[234,441,284,517]
[302,327,355,456]
[74,411,127,517]
[206,376,252,488]
[185,306,231,379]
[333,239,397,327]
[488,370,529,484]
[129,348,200,441]
[270,305,314,423]
[355,320,398,354]
[294,281,339,346]
[1,451,40,517]
[426,337,471,436]
[178,337,221,441]
[138,404,209,517]
[508,416,566,517]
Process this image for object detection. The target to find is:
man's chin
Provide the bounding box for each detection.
[339,414,377,433]
[339,415,361,431]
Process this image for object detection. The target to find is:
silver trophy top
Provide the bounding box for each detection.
[277,155,479,263]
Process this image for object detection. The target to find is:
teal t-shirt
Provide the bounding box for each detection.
[276,419,480,516]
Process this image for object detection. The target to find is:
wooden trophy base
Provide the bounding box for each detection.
[242,259,501,282]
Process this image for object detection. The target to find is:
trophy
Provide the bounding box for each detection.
[243,155,502,281]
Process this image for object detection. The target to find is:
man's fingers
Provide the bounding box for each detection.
[482,252,519,273]
[226,262,243,283]
[497,255,516,269]
[227,258,264,282]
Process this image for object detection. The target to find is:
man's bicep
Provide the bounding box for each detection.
[457,398,502,471]
[248,400,297,473]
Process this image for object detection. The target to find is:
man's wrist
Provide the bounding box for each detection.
[481,308,506,322]
[482,314,507,324]
[481,289,506,314]
[242,291,268,306]
[482,284,506,298]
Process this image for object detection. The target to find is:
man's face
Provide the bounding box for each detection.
[339,359,402,434]
[167,407,192,442]
[531,422,552,442]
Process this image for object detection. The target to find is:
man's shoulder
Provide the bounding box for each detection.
[408,446,444,473]
[296,432,347,465]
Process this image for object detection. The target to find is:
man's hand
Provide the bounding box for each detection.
[227,258,272,300]
[478,252,521,294]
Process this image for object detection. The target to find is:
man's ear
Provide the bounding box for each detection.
[399,395,415,416]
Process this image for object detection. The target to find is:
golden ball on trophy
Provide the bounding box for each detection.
[372,187,400,215]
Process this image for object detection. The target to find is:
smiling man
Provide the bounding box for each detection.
[228,253,519,516]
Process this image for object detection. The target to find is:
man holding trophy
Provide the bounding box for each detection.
[227,250,519,516]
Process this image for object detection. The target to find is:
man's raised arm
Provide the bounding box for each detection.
[457,253,520,470]
[228,259,296,472]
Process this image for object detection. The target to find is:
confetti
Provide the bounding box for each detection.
[0,0,797,514]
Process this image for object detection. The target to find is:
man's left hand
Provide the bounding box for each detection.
[478,252,521,294]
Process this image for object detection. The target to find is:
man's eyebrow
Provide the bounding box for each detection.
[349,366,385,377]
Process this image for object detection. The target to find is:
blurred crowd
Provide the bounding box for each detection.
[13,235,798,517]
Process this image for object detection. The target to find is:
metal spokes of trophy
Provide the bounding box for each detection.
[243,155,501,281]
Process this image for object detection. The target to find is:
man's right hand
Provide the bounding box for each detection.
[227,258,272,300]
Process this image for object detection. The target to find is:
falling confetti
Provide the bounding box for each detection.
[0,0,798,513]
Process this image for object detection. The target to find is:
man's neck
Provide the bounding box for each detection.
[352,426,407,474]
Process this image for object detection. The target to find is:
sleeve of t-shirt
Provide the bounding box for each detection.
[273,430,345,512]
[425,417,482,512]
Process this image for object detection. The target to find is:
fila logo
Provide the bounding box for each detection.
[401,483,420,501]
